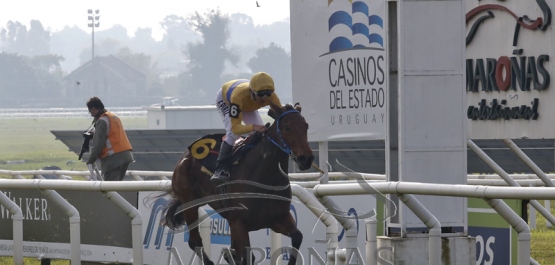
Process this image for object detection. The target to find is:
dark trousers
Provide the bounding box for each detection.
[103,163,130,181]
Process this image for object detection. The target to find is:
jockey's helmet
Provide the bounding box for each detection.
[250,72,275,92]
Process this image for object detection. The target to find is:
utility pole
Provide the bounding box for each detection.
[87,9,100,60]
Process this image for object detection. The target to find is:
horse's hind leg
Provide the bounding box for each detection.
[271,214,303,265]
[184,206,214,265]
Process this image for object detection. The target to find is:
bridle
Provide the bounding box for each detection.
[264,109,300,160]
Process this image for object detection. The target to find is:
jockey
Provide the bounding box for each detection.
[211,72,283,185]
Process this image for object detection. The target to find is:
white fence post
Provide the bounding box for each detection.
[41,189,81,264]
[0,191,23,265]
[546,200,552,228]
[365,218,377,265]
[103,191,143,265]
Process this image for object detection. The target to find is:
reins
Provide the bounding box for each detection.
[264,109,299,159]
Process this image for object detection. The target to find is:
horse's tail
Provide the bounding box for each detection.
[162,198,186,230]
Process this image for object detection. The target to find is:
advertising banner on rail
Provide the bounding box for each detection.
[140,191,378,265]
[290,0,387,141]
[467,198,521,265]
[466,0,555,139]
[0,189,136,263]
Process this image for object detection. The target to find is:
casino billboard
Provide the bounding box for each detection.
[291,0,387,142]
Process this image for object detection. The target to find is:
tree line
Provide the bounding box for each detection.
[0,10,292,107]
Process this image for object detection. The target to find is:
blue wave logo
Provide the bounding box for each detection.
[143,197,175,250]
[327,0,384,54]
[337,208,359,242]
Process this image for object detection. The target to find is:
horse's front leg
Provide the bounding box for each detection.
[183,206,214,265]
[229,220,251,265]
[271,213,302,265]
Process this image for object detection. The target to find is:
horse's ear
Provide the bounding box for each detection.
[268,101,282,120]
[294,102,302,113]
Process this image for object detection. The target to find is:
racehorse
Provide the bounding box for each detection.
[164,102,314,265]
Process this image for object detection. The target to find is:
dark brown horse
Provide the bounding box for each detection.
[164,103,314,265]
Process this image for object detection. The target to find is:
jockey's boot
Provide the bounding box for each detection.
[210,141,233,186]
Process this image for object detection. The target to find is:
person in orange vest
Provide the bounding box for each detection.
[86,97,134,181]
[211,72,282,186]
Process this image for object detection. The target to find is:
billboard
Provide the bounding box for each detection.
[291,0,387,141]
[0,190,136,262]
[467,198,521,265]
[140,192,377,264]
[466,0,555,139]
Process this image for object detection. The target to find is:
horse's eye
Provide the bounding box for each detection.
[284,125,290,131]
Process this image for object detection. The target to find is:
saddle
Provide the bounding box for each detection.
[187,132,264,175]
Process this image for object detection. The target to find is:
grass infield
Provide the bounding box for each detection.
[0,116,146,177]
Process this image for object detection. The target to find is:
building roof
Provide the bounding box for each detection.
[63,55,145,81]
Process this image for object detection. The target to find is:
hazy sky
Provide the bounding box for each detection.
[0,0,290,40]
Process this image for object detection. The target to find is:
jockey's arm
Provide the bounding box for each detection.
[230,113,253,135]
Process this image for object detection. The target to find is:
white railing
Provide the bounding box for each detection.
[8,169,555,183]
[0,179,172,265]
[0,169,172,181]
[2,169,554,265]
[2,178,554,265]
[0,107,146,118]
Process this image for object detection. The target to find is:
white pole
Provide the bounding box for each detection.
[365,218,377,265]
[319,141,329,184]
[0,179,173,192]
[529,200,555,227]
[546,200,552,228]
[503,139,555,187]
[316,195,359,262]
[469,140,555,226]
[529,202,536,229]
[467,179,546,186]
[41,189,81,264]
[0,192,23,265]
[103,191,143,265]
[290,184,338,265]
[397,194,441,265]
[11,169,555,183]
[485,199,530,265]
[529,183,536,230]
[271,231,281,265]
[312,181,555,200]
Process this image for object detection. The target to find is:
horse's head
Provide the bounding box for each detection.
[267,102,314,170]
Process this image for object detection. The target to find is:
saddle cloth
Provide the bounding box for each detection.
[187,132,263,175]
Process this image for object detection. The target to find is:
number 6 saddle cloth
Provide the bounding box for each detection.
[187,132,263,176]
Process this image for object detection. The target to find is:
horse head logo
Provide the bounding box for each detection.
[466,0,552,48]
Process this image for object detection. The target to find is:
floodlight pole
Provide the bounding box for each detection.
[87,9,100,60]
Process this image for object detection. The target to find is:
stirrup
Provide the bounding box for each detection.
[210,170,230,186]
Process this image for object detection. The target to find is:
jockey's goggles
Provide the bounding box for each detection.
[254,90,273,98]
